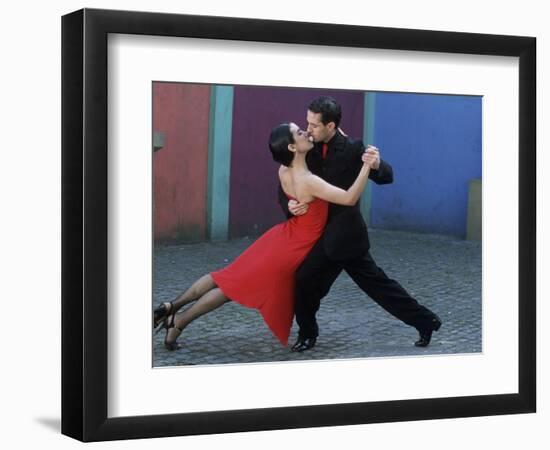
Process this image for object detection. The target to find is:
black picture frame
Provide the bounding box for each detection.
[61,8,536,442]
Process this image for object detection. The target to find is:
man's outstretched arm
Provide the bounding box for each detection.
[357,142,393,185]
[369,159,393,185]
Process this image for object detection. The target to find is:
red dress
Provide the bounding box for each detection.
[211,196,329,346]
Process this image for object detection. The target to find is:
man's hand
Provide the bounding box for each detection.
[288,199,309,216]
[361,145,380,170]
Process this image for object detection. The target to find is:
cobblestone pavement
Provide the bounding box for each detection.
[153,229,481,367]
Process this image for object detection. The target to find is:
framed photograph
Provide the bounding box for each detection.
[61,8,536,442]
[150,81,482,368]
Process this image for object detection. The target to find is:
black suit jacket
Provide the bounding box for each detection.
[278,131,393,260]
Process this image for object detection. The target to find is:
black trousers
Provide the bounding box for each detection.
[294,238,437,339]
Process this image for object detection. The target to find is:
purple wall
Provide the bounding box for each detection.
[229,86,365,238]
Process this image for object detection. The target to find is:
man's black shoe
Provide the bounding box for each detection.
[414,315,442,347]
[291,337,317,352]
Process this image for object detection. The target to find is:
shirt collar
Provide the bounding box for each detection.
[321,130,346,152]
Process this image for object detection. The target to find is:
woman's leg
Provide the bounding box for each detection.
[168,274,217,313]
[154,274,217,329]
[164,288,230,348]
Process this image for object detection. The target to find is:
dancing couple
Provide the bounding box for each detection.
[153,96,441,352]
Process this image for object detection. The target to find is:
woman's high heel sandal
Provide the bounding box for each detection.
[162,314,183,351]
[153,301,175,332]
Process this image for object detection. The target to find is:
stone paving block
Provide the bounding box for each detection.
[153,229,482,367]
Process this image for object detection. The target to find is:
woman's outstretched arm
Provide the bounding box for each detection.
[305,157,372,206]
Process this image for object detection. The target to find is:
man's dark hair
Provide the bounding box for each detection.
[269,123,295,167]
[308,96,342,128]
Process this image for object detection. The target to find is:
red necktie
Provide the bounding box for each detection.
[322,143,328,159]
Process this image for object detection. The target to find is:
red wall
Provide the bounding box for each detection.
[153,83,210,242]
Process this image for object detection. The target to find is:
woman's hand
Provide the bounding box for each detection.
[361,145,380,169]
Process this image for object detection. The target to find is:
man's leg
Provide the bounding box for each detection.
[293,240,342,349]
[343,251,441,345]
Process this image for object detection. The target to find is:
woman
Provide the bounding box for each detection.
[154,122,375,350]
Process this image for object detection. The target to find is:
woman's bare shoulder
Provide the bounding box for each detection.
[278,165,292,192]
[278,165,289,182]
[303,171,323,186]
[293,172,321,201]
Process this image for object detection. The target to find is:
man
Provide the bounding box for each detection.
[278,96,441,352]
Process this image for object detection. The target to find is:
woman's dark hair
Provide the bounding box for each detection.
[269,123,295,167]
[308,96,342,128]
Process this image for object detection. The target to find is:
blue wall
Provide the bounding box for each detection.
[370,93,482,237]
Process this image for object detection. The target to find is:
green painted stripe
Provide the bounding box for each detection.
[207,86,234,241]
[360,92,376,226]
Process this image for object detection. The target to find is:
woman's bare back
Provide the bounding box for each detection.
[278,165,317,203]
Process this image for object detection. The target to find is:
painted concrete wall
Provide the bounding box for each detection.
[370,92,482,237]
[152,83,211,242]
[207,86,234,241]
[151,85,481,243]
[229,86,365,238]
